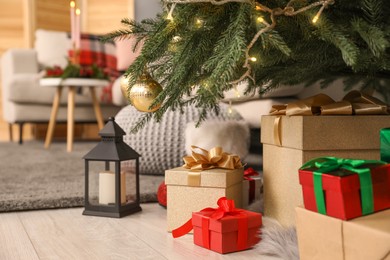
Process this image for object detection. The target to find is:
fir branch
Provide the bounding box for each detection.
[313,16,359,67]
[351,17,388,57]
[361,0,383,26]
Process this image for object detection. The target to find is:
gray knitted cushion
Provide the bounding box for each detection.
[115,104,243,175]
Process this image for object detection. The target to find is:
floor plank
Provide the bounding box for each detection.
[0,213,39,260]
[18,207,165,260]
[0,204,283,260]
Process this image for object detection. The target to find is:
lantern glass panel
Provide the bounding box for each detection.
[88,160,120,207]
[121,159,137,205]
[88,161,106,205]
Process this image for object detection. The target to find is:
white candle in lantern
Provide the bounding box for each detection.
[70,1,76,48]
[98,171,127,205]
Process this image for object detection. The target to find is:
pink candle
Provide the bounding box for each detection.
[75,8,81,49]
[70,1,75,48]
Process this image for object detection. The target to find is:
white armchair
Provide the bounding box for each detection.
[1,48,122,143]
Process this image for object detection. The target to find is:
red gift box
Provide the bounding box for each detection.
[299,157,390,220]
[173,197,262,254]
[244,167,260,205]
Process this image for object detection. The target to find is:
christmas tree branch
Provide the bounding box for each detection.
[231,0,335,85]
[107,0,389,132]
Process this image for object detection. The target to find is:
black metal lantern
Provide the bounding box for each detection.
[83,117,142,218]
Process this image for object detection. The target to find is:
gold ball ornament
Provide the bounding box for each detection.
[129,72,163,112]
[120,75,131,101]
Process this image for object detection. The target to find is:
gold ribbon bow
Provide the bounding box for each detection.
[183,146,243,171]
[270,90,388,116]
[183,146,243,186]
[269,91,389,146]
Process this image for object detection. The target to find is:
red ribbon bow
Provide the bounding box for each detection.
[244,167,260,181]
[172,197,249,251]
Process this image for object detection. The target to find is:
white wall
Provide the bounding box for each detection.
[134,0,162,22]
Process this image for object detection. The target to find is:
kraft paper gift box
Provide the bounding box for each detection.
[261,115,390,226]
[299,157,390,220]
[295,206,390,260]
[172,197,262,254]
[165,167,243,232]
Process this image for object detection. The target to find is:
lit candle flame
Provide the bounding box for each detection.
[76,8,81,15]
[70,1,75,8]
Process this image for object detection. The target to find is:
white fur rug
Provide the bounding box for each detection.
[254,218,299,260]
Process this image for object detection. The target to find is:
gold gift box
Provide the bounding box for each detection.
[261,115,390,226]
[296,206,390,260]
[165,167,243,232]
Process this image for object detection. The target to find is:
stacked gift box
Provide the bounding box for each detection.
[295,131,390,259]
[165,146,263,254]
[261,91,390,226]
[260,91,390,258]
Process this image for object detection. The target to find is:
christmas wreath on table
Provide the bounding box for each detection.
[44,63,109,80]
[44,62,113,103]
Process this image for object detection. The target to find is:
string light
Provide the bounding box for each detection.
[312,4,326,24]
[257,16,264,23]
[234,85,241,98]
[167,3,177,21]
[172,36,181,42]
[162,0,335,85]
[195,18,204,27]
[228,100,233,115]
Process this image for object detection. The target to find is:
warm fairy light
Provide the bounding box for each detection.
[257,16,264,23]
[312,4,326,24]
[255,4,262,11]
[195,18,204,27]
[250,57,257,62]
[75,8,81,15]
[172,36,181,42]
[228,101,233,114]
[167,3,176,22]
[234,86,240,98]
[312,15,319,23]
[70,1,75,8]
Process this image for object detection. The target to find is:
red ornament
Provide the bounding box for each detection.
[157,181,167,208]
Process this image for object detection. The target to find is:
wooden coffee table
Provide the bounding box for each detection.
[40,78,109,152]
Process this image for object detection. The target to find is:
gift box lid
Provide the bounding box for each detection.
[165,167,243,188]
[261,115,390,150]
[192,210,262,233]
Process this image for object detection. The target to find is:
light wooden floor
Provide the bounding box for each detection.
[0,203,282,260]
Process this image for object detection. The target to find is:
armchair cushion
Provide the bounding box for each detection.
[7,74,107,105]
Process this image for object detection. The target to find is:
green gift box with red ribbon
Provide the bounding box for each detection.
[299,157,390,220]
[172,197,262,254]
